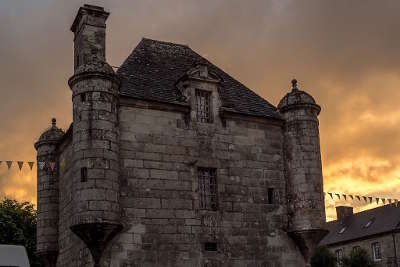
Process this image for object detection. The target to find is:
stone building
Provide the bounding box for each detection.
[35,4,327,267]
[320,205,400,267]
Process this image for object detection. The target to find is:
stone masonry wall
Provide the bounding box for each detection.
[58,139,93,266]
[101,104,305,267]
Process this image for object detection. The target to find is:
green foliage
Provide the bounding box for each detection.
[0,198,43,267]
[343,247,376,267]
[311,246,337,267]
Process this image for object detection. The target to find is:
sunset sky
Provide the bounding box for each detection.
[0,0,399,221]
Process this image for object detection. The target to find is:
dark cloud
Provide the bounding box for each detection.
[0,0,399,219]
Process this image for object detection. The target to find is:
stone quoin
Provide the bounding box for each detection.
[35,4,327,267]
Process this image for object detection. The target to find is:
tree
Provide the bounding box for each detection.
[311,246,337,267]
[343,247,376,267]
[0,198,43,267]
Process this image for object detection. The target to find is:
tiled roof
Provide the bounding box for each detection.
[117,38,281,120]
[319,204,400,246]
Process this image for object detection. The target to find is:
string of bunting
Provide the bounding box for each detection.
[0,160,67,172]
[325,192,400,207]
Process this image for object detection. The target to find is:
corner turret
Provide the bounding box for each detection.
[68,5,122,266]
[34,118,64,266]
[279,79,327,264]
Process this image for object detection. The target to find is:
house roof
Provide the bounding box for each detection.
[319,204,400,246]
[117,38,282,120]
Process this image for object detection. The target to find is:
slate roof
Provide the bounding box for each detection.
[117,38,281,120]
[319,204,400,246]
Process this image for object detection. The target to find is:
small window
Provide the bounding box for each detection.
[364,218,375,228]
[204,242,217,251]
[196,89,212,123]
[198,168,218,210]
[267,188,274,204]
[372,242,382,261]
[81,93,86,102]
[338,226,347,234]
[81,167,88,182]
[335,249,343,267]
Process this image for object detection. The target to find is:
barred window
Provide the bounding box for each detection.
[196,89,212,123]
[198,168,218,210]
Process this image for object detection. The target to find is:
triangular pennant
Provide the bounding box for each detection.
[343,194,347,201]
[336,194,341,200]
[368,197,373,203]
[38,162,46,170]
[6,161,12,170]
[382,198,386,204]
[388,199,392,204]
[60,159,66,173]
[349,195,354,200]
[28,162,34,170]
[376,198,379,204]
[17,161,24,171]
[363,196,368,203]
[356,195,361,201]
[328,192,333,199]
[49,162,56,172]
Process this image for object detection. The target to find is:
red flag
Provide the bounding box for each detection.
[49,162,56,172]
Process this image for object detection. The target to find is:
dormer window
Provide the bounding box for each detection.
[196,89,212,123]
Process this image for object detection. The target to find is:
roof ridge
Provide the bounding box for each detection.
[141,37,189,48]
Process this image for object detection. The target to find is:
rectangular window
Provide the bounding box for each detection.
[81,167,88,182]
[204,242,217,251]
[335,249,343,267]
[196,89,212,123]
[80,93,86,102]
[372,242,382,261]
[198,168,218,210]
[267,188,274,204]
[352,246,360,253]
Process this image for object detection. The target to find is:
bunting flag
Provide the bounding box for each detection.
[356,195,361,201]
[376,198,380,204]
[49,162,56,172]
[336,194,341,200]
[328,192,333,199]
[60,159,66,173]
[28,162,34,170]
[343,194,347,201]
[389,199,392,204]
[6,161,12,170]
[363,196,368,203]
[17,161,24,170]
[349,195,354,200]
[38,162,46,170]
[382,198,386,204]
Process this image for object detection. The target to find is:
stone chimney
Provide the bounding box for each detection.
[336,206,353,222]
[70,4,110,71]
